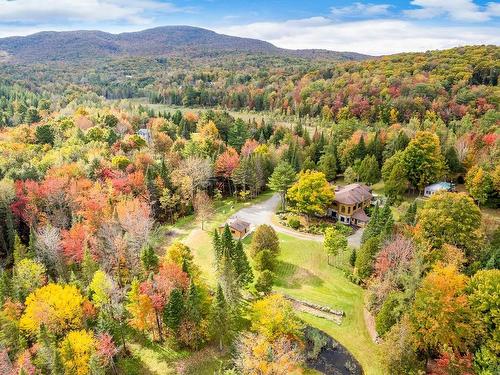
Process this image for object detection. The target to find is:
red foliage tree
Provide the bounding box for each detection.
[61,223,88,263]
[215,147,240,178]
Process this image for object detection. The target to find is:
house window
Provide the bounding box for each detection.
[340,216,344,222]
[341,206,345,213]
[347,206,351,214]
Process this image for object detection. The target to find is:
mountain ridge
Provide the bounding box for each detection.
[0,25,370,63]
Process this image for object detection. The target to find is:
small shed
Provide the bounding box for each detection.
[424,182,454,197]
[219,219,251,239]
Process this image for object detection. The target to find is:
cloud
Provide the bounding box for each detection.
[331,2,391,18]
[404,0,500,22]
[214,17,500,55]
[0,0,186,25]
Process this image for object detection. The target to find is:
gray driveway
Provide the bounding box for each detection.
[229,193,363,248]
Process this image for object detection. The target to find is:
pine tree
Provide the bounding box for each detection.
[186,280,202,323]
[0,268,11,305]
[164,289,184,333]
[379,204,392,228]
[81,248,99,285]
[182,257,189,275]
[232,240,253,287]
[210,284,233,351]
[349,249,357,267]
[214,224,241,307]
[141,244,159,273]
[220,225,234,259]
[382,214,394,240]
[403,201,417,226]
[362,203,379,244]
[0,203,15,265]
[356,136,367,160]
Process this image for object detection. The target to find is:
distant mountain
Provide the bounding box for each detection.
[0,26,369,62]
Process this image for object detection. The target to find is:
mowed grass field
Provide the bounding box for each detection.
[273,234,384,375]
[185,220,385,374]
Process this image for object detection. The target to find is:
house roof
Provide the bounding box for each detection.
[352,209,370,222]
[334,183,372,205]
[425,182,453,191]
[220,219,250,232]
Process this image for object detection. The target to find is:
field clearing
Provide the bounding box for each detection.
[185,225,385,374]
[110,99,321,135]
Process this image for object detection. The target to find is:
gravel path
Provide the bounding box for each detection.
[229,193,363,248]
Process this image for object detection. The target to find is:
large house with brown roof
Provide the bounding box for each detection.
[327,183,372,227]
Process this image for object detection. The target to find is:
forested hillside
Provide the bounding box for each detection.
[0,26,368,62]
[0,34,498,375]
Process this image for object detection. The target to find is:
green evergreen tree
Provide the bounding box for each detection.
[232,240,253,287]
[301,156,316,172]
[27,226,36,259]
[13,234,26,266]
[362,203,379,243]
[141,244,159,273]
[164,289,184,333]
[210,284,233,351]
[0,268,11,305]
[186,280,202,323]
[358,155,380,185]
[0,203,15,265]
[355,136,367,160]
[403,201,418,226]
[81,248,99,285]
[349,249,357,267]
[35,124,55,145]
[213,229,223,264]
[255,270,274,295]
[318,151,337,181]
[355,237,381,280]
[268,161,296,211]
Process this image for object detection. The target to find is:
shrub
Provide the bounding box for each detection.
[334,222,353,236]
[288,216,301,230]
[375,292,402,336]
[304,327,329,360]
[111,155,131,171]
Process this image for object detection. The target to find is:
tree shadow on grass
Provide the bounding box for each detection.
[274,260,323,289]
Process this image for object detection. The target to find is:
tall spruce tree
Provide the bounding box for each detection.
[164,289,184,333]
[232,240,253,287]
[186,280,202,323]
[210,284,233,351]
[141,244,159,273]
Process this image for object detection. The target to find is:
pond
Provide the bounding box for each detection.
[304,326,363,375]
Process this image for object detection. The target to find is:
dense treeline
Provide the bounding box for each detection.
[1,45,498,124]
[0,43,498,374]
[151,46,500,124]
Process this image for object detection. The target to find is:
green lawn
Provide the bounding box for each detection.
[186,228,385,374]
[273,234,385,375]
[170,191,385,374]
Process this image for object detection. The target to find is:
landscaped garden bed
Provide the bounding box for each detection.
[277,212,354,236]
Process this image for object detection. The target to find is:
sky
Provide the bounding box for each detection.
[0,0,498,55]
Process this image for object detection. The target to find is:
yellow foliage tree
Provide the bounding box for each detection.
[59,329,96,375]
[20,283,85,336]
[287,170,335,218]
[250,294,303,342]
